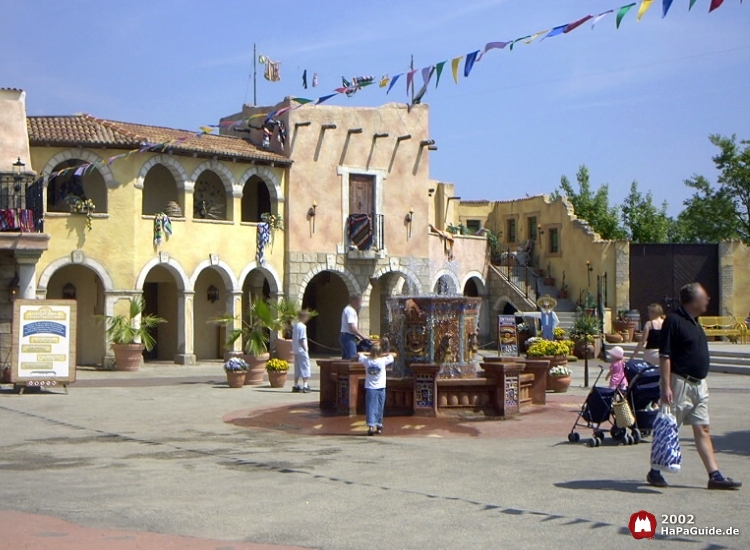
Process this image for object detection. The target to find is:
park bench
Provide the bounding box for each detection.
[698,316,747,344]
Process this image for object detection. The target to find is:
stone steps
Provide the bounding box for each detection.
[603,342,750,375]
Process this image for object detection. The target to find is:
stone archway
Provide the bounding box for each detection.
[433,270,460,296]
[136,154,189,217]
[301,270,359,354]
[364,266,423,338]
[190,262,238,360]
[46,264,107,366]
[462,273,490,341]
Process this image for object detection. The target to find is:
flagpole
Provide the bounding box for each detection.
[410,54,414,103]
[253,43,257,106]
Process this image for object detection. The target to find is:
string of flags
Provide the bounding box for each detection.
[36,0,743,179]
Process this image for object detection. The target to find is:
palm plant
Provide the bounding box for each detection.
[213,298,282,357]
[570,312,600,343]
[102,298,165,351]
[274,297,317,339]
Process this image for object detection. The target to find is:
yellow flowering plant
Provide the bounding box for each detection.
[526,340,570,358]
[266,358,289,372]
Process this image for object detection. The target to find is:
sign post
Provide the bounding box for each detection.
[11,300,77,393]
[497,315,519,357]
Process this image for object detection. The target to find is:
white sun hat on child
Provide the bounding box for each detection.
[609,346,624,360]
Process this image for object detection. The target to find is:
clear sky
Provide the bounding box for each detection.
[2,0,748,214]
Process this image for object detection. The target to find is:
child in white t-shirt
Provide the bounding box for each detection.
[358,344,394,436]
[292,311,311,393]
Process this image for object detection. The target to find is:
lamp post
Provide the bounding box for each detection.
[586,260,593,288]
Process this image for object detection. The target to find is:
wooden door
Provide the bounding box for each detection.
[349,174,374,215]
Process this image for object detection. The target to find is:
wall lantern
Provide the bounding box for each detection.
[405,208,414,240]
[62,282,77,300]
[207,285,220,303]
[308,201,317,234]
[12,157,25,191]
[8,273,20,300]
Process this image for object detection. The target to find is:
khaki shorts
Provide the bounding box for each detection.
[670,373,710,426]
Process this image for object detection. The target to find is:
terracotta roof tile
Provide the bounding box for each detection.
[27,114,289,165]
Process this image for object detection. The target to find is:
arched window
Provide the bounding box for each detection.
[142,164,183,216]
[47,160,108,213]
[241,175,271,223]
[193,170,228,221]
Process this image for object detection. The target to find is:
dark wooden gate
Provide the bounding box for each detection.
[629,244,719,319]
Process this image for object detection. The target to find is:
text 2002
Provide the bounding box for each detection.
[661,515,695,525]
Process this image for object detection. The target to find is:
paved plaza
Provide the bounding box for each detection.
[1,360,748,550]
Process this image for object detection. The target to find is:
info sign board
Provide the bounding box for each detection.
[497,315,519,357]
[11,300,77,387]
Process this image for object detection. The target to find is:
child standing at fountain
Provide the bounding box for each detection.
[292,310,311,393]
[358,343,394,436]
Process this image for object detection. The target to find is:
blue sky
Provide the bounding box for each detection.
[2,0,749,214]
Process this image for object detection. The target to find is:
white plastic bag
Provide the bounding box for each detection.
[650,405,681,473]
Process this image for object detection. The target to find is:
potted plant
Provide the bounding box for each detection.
[605,332,624,344]
[570,312,601,359]
[486,230,503,265]
[516,322,533,350]
[102,298,165,371]
[543,263,555,286]
[213,298,281,385]
[524,335,542,351]
[612,310,636,342]
[548,364,572,393]
[558,271,569,299]
[274,298,317,363]
[266,358,290,388]
[223,357,249,388]
[526,339,570,368]
[553,327,567,341]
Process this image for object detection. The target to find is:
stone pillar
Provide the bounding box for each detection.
[175,291,196,365]
[718,241,735,317]
[520,359,550,405]
[482,361,524,417]
[411,364,440,417]
[614,242,630,312]
[14,252,41,300]
[335,361,365,417]
[225,291,243,358]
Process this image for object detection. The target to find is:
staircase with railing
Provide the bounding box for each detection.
[488,246,540,311]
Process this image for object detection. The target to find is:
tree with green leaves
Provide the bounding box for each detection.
[552,165,627,240]
[621,181,671,243]
[674,134,750,244]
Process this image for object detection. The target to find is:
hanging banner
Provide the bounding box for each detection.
[498,315,519,357]
[12,300,77,388]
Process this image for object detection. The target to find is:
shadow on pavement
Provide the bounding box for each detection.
[711,430,750,457]
[555,479,667,494]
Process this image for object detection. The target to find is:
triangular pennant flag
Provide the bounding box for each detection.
[379,75,389,88]
[421,66,433,87]
[478,41,509,60]
[464,51,479,77]
[542,25,567,40]
[564,15,594,33]
[709,0,724,11]
[406,69,417,95]
[451,56,462,83]
[662,0,675,16]
[524,30,548,44]
[509,36,531,50]
[302,69,307,89]
[689,0,698,9]
[387,74,402,94]
[616,3,637,28]
[315,93,337,105]
[591,10,614,28]
[435,62,446,88]
[637,0,655,21]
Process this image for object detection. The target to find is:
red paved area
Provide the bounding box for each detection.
[0,511,313,550]
[224,393,587,439]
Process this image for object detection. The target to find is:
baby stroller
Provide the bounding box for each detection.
[567,363,655,447]
[619,359,660,439]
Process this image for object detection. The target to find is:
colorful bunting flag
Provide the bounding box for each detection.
[435,61,446,88]
[709,0,725,11]
[564,15,594,33]
[406,69,417,95]
[315,93,337,105]
[387,74,401,94]
[509,36,530,50]
[689,0,698,9]
[524,30,548,44]
[662,0,675,17]
[637,0,655,21]
[542,25,567,40]
[464,51,479,77]
[616,3,637,28]
[591,10,614,28]
[477,41,509,60]
[451,57,462,83]
[292,97,313,104]
[421,66,433,86]
[379,75,389,88]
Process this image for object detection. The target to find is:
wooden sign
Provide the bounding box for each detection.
[497,315,519,357]
[11,300,77,388]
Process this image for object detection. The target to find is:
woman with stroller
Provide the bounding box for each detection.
[631,303,664,365]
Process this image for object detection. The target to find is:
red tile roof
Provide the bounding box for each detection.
[27,114,289,165]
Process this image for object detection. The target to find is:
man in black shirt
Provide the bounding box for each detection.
[647,283,742,490]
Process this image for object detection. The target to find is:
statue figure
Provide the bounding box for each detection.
[537,295,560,341]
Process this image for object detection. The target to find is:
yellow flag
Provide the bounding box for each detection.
[524,30,548,44]
[451,57,462,84]
[637,0,654,21]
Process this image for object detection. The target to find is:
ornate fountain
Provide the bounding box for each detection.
[385,296,482,378]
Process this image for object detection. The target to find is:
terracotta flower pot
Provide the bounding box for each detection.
[558,290,568,299]
[274,338,295,363]
[574,340,595,360]
[613,320,636,342]
[112,343,145,372]
[267,370,288,388]
[242,353,269,385]
[549,375,572,393]
[226,371,246,388]
[544,277,555,286]
[605,333,624,344]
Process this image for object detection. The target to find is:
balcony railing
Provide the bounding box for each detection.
[0,174,43,232]
[347,213,384,256]
[493,245,539,302]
